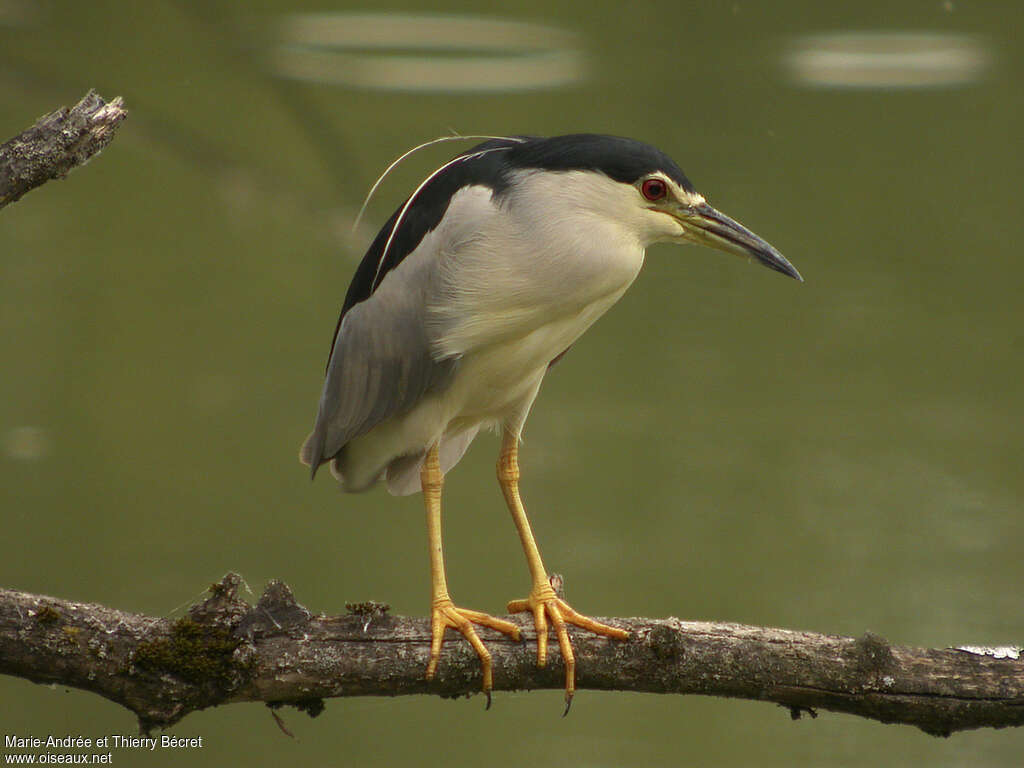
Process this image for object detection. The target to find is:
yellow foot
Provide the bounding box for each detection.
[507,583,629,709]
[427,598,522,707]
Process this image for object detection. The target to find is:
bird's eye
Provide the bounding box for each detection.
[640,178,667,201]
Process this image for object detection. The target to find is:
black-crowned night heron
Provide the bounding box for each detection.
[301,134,801,708]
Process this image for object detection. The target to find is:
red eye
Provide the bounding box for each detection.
[641,178,667,201]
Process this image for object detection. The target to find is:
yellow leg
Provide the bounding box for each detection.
[422,443,521,705]
[498,429,628,706]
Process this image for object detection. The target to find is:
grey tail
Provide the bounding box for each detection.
[299,430,324,481]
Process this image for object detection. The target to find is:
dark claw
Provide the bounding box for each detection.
[562,693,573,718]
[484,690,492,711]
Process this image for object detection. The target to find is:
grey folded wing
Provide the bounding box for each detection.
[300,279,456,474]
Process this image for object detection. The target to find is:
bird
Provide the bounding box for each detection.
[301,133,801,709]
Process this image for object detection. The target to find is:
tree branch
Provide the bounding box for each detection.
[1,573,1022,736]
[0,90,127,209]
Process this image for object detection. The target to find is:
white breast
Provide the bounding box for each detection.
[428,172,646,360]
[427,172,647,426]
[335,173,648,490]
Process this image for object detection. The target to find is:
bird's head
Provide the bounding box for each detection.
[626,169,801,281]
[501,134,803,282]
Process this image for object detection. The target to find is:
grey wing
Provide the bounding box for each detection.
[300,263,455,476]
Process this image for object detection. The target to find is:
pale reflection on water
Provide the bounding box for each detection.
[273,13,585,92]
[2,426,49,460]
[785,32,990,89]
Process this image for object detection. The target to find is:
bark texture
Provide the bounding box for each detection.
[0,90,127,209]
[2,574,1022,736]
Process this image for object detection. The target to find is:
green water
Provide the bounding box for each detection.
[2,0,1022,765]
